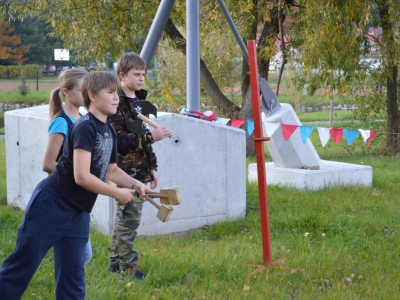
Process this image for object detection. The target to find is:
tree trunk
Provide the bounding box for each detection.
[379,3,399,153]
[385,66,399,153]
[240,88,256,156]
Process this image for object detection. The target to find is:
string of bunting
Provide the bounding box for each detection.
[183,108,385,147]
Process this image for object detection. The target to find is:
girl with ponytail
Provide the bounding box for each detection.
[41,68,93,266]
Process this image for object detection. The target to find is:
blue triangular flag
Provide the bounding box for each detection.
[247,120,254,136]
[343,129,359,145]
[299,126,315,144]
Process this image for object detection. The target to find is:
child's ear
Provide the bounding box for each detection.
[118,72,125,81]
[88,91,96,102]
[62,88,69,97]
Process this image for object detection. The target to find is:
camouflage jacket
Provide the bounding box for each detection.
[107,88,157,183]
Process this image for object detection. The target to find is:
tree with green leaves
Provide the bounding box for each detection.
[11,17,63,67]
[4,0,296,156]
[289,0,399,154]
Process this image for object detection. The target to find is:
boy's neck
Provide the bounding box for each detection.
[121,84,137,98]
[88,107,107,123]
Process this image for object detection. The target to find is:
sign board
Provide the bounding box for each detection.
[54,49,70,61]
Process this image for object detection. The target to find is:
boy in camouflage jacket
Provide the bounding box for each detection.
[107,52,172,279]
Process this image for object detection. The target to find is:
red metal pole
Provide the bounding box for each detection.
[248,40,272,265]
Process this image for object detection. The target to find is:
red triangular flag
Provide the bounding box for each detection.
[205,110,217,121]
[281,124,298,141]
[329,128,343,144]
[230,119,245,128]
[367,130,377,146]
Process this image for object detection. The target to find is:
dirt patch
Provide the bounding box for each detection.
[0,82,58,91]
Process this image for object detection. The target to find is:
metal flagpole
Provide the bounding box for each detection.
[248,40,272,265]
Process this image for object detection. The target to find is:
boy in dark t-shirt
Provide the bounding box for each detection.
[0,71,153,300]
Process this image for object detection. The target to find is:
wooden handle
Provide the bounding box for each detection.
[137,113,159,129]
[145,195,161,210]
[145,193,168,199]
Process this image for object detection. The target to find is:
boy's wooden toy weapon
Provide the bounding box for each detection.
[146,188,181,205]
[136,113,161,130]
[144,195,173,222]
[125,100,158,134]
[126,100,171,138]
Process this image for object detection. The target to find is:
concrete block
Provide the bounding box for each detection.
[248,160,372,190]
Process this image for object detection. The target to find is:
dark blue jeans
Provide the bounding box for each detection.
[0,179,89,300]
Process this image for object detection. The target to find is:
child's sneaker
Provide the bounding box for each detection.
[108,264,120,273]
[120,267,146,280]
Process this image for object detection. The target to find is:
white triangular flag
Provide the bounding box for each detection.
[214,117,230,125]
[262,122,280,137]
[317,127,331,147]
[359,129,370,142]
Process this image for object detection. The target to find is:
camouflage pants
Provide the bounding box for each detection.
[109,196,143,270]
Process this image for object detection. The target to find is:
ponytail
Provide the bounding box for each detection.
[49,87,63,120]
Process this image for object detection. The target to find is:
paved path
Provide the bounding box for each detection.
[0,135,4,140]
[0,81,58,91]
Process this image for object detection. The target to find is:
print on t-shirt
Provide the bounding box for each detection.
[93,132,113,180]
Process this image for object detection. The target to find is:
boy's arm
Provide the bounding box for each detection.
[106,163,153,194]
[107,107,154,155]
[73,148,144,204]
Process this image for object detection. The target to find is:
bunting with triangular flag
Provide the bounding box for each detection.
[247,120,254,136]
[317,127,330,147]
[180,108,391,147]
[230,119,246,128]
[367,131,377,146]
[263,122,280,137]
[343,129,359,146]
[330,128,343,144]
[359,129,370,143]
[281,124,298,141]
[299,126,315,144]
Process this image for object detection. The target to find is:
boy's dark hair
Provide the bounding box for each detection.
[81,71,120,110]
[117,52,146,78]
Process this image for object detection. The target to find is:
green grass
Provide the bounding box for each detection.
[1,134,400,299]
[0,89,52,104]
[0,140,5,205]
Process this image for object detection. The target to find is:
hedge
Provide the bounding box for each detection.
[0,65,42,79]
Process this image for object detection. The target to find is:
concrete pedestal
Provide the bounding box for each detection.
[262,103,321,169]
[248,160,372,190]
[252,103,373,190]
[5,105,246,236]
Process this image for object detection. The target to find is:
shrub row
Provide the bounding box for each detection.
[0,65,42,79]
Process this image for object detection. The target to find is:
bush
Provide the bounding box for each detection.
[17,70,30,96]
[0,64,42,79]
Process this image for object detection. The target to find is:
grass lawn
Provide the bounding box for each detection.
[0,89,53,105]
[1,123,400,299]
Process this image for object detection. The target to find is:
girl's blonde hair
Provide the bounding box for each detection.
[49,68,88,119]
[81,71,120,110]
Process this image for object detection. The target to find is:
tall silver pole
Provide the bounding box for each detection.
[186,0,200,111]
[217,0,248,64]
[140,0,176,68]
